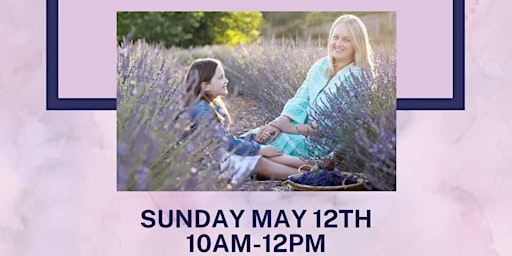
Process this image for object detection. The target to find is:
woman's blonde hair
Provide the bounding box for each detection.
[327,14,374,75]
[185,58,232,127]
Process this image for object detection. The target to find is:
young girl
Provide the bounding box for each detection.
[184,58,309,184]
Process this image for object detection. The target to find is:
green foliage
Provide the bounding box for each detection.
[260,12,395,47]
[117,12,263,48]
[117,12,204,47]
[216,12,263,46]
[262,12,308,26]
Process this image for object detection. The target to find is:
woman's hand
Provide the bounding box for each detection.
[255,125,280,143]
[258,145,283,157]
[255,126,272,143]
[256,116,292,143]
[270,116,290,129]
[267,125,281,142]
[295,124,321,136]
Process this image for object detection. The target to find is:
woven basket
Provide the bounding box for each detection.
[285,165,366,191]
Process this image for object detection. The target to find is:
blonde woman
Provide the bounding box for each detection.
[248,14,374,157]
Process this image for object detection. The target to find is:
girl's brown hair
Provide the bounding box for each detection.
[185,58,232,127]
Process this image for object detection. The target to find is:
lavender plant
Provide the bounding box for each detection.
[305,47,396,190]
[219,39,325,122]
[354,106,396,191]
[117,37,396,191]
[117,41,228,191]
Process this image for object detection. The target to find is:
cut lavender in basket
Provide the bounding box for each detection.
[289,169,359,186]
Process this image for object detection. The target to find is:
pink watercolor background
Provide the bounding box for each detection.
[2,0,512,255]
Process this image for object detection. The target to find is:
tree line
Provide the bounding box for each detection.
[117,12,263,48]
[117,12,386,48]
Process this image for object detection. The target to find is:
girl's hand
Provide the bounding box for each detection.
[256,125,270,142]
[268,125,281,142]
[259,146,283,157]
[256,116,290,142]
[256,125,280,143]
[256,127,273,143]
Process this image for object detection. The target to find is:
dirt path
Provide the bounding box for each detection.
[225,95,267,136]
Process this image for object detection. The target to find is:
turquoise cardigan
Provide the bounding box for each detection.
[245,56,362,157]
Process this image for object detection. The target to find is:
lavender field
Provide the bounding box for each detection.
[117,39,396,191]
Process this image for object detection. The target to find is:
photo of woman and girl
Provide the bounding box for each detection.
[184,14,374,184]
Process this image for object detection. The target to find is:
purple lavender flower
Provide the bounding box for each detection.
[135,166,150,190]
[304,47,396,190]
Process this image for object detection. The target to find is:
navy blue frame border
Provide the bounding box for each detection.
[46,0,464,110]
